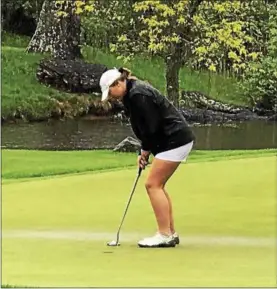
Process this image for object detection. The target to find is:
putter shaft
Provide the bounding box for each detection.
[115,167,142,244]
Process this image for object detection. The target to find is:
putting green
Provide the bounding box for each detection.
[2,156,276,287]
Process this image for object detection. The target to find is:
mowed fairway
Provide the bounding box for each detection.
[2,155,276,287]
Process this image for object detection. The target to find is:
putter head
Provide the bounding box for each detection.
[107,240,120,246]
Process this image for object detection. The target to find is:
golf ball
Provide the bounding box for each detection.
[107,240,120,246]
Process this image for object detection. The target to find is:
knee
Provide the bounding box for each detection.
[145,180,154,191]
[145,179,163,192]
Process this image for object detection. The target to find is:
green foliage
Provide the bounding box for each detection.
[1,0,44,23]
[192,1,270,74]
[80,0,273,76]
[109,0,194,63]
[240,8,277,111]
[81,0,133,51]
[241,56,277,111]
[267,7,277,58]
[132,1,189,54]
[55,0,94,17]
[74,0,276,105]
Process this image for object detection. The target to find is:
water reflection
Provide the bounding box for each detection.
[1,119,276,150]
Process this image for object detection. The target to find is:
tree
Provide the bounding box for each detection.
[191,1,271,75]
[69,0,204,105]
[1,0,44,35]
[240,7,277,113]
[81,0,136,49]
[63,0,276,107]
[111,0,275,104]
[115,0,204,106]
[26,0,82,60]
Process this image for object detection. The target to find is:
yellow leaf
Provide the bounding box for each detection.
[56,11,68,17]
[118,34,128,42]
[228,51,239,61]
[177,16,185,24]
[238,63,246,69]
[55,0,65,5]
[75,7,83,14]
[195,46,207,54]
[109,44,117,53]
[76,1,85,7]
[214,3,225,13]
[85,5,94,12]
[173,0,189,12]
[208,64,216,72]
[239,46,247,56]
[249,52,258,60]
[232,22,242,33]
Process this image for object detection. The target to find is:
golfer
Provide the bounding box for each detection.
[100,67,195,248]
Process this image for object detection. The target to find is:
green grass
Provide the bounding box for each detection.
[1,284,35,288]
[2,155,276,287]
[1,31,31,48]
[2,149,276,180]
[1,32,245,121]
[1,46,73,120]
[83,47,244,105]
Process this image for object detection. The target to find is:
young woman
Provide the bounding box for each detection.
[100,67,195,248]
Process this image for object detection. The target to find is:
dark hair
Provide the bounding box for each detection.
[110,67,137,87]
[118,67,132,79]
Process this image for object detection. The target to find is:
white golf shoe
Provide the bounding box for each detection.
[172,232,180,245]
[138,233,176,248]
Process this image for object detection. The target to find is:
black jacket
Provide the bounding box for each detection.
[123,79,195,155]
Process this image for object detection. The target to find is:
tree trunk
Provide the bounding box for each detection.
[165,54,181,107]
[26,0,81,60]
[163,0,204,107]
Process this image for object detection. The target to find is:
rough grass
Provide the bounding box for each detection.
[2,156,276,287]
[1,32,246,120]
[2,149,276,180]
[83,47,244,105]
[1,46,72,120]
[1,32,30,47]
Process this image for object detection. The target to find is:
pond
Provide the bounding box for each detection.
[1,118,276,150]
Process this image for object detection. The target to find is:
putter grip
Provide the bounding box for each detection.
[138,167,142,176]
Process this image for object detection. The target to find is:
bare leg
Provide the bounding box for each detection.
[164,189,175,234]
[146,185,171,235]
[145,158,180,236]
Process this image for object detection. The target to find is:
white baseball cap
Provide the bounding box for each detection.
[99,68,121,101]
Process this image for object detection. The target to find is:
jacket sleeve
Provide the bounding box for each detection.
[130,93,161,151]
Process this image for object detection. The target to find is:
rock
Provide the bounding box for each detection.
[254,95,277,116]
[113,136,141,153]
[180,108,265,124]
[179,91,268,123]
[180,91,251,114]
[37,58,108,93]
[268,114,277,121]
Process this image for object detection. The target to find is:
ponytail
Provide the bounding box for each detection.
[118,67,137,80]
[110,67,137,87]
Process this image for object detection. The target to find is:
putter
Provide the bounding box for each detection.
[107,167,142,246]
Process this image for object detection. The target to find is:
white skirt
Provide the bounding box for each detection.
[155,141,194,162]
